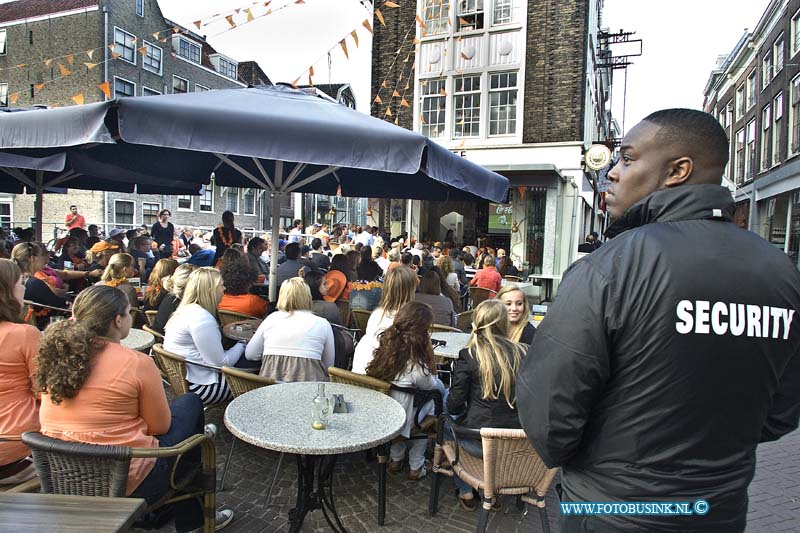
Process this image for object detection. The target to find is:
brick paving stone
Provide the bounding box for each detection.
[132,399,799,533]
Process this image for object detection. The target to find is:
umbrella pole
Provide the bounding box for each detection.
[35,172,44,243]
[269,193,282,303]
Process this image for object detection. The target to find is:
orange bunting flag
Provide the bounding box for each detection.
[308,74,313,86]
[384,1,400,7]
[108,44,115,52]
[392,90,401,97]
[381,80,387,88]
[66,54,74,64]
[460,51,470,60]
[339,39,349,59]
[111,51,121,59]
[138,46,148,56]
[291,77,300,88]
[459,17,470,26]
[58,64,71,76]
[193,20,202,29]
[419,114,426,124]
[404,82,410,90]
[71,93,84,106]
[152,31,160,39]
[173,26,181,33]
[97,82,111,99]
[375,9,385,26]
[15,63,26,68]
[295,0,305,3]
[439,88,447,96]
[394,117,399,125]
[44,59,53,67]
[416,14,426,28]
[351,30,359,47]
[246,8,255,21]
[362,19,373,34]
[225,15,236,27]
[457,140,466,148]
[517,186,527,199]
[400,98,410,108]
[264,1,272,6]
[234,8,241,13]
[35,83,45,91]
[9,92,20,104]
[84,62,99,69]
[385,107,393,117]
[413,37,420,44]
[374,95,383,104]
[86,49,94,60]
[309,66,315,76]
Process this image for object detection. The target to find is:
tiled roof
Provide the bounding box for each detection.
[0,0,98,24]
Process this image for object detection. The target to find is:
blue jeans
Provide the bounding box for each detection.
[130,393,205,532]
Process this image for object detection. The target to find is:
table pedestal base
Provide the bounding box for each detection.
[288,454,345,533]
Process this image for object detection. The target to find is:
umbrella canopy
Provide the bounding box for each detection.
[0,85,510,299]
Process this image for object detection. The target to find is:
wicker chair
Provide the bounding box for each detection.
[469,287,496,309]
[144,310,158,327]
[142,325,164,343]
[151,344,225,401]
[217,310,259,326]
[430,324,463,333]
[329,367,443,526]
[455,310,474,333]
[429,417,558,533]
[503,275,522,283]
[336,298,352,328]
[351,308,372,337]
[22,431,218,532]
[218,367,277,492]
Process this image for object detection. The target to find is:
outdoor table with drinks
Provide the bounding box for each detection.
[221,319,262,343]
[224,381,405,533]
[431,331,471,359]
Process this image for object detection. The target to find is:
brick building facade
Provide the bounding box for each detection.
[369,0,616,280]
[703,0,800,270]
[0,0,273,238]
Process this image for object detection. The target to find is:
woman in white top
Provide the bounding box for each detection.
[351,266,418,374]
[163,268,246,405]
[246,277,335,382]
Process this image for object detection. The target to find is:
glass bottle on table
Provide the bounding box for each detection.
[312,383,331,430]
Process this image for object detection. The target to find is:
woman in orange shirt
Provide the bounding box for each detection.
[218,258,268,318]
[469,254,502,293]
[36,285,233,531]
[0,259,41,485]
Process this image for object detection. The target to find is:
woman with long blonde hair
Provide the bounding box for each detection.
[495,283,535,344]
[151,263,197,334]
[163,268,251,404]
[351,266,418,374]
[446,299,526,510]
[98,252,139,308]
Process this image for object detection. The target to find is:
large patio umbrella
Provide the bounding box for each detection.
[0,85,509,300]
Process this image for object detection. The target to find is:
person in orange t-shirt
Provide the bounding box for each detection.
[219,259,268,318]
[64,205,86,230]
[0,259,41,485]
[36,285,233,530]
[469,254,502,293]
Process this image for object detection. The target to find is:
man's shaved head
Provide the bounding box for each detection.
[643,108,730,174]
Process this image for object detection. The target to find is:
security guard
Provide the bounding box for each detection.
[517,109,800,532]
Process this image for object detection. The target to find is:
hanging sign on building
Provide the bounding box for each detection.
[585,144,613,171]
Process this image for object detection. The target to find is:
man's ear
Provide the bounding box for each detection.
[663,156,693,187]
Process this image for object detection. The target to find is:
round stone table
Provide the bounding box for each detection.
[431,331,471,359]
[225,382,405,532]
[221,319,262,343]
[121,328,155,352]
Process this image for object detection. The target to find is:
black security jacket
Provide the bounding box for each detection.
[517,185,800,532]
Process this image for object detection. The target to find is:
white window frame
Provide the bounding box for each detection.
[172,75,188,94]
[745,119,756,182]
[218,57,237,80]
[792,8,800,57]
[0,200,13,229]
[735,128,745,184]
[142,86,161,96]
[142,41,162,75]
[789,74,800,157]
[142,202,161,227]
[774,34,785,75]
[736,85,745,119]
[488,71,518,136]
[746,71,756,108]
[0,28,7,55]
[762,53,774,90]
[199,183,214,213]
[114,199,136,226]
[176,37,201,64]
[113,76,136,99]
[242,189,256,215]
[195,84,210,92]
[761,104,772,172]
[224,188,240,214]
[176,195,193,211]
[136,0,144,17]
[113,27,137,65]
[422,0,449,35]
[457,0,484,32]
[453,74,481,138]
[0,83,7,107]
[420,78,446,139]
[493,0,513,25]
[774,92,783,166]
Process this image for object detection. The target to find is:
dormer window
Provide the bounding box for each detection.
[176,37,201,64]
[209,54,238,80]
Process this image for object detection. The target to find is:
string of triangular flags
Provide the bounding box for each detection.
[371,19,418,126]
[195,0,303,38]
[288,0,400,88]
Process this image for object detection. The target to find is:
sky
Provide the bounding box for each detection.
[152,0,773,133]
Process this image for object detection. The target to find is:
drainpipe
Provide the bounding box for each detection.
[568,177,579,263]
[103,2,109,236]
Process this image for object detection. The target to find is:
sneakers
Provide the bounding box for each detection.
[215,509,234,530]
[204,423,218,439]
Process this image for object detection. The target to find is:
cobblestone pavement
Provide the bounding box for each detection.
[137,403,799,533]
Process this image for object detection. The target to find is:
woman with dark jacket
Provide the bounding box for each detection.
[445,299,526,511]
